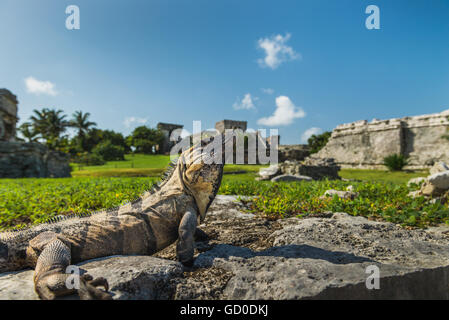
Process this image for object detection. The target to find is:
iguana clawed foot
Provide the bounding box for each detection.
[35,272,112,300]
[78,274,112,300]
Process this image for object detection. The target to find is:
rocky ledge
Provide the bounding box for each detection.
[1,195,449,300]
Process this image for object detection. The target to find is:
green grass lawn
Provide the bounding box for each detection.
[339,169,429,184]
[71,154,266,179]
[71,154,428,184]
[71,154,171,172]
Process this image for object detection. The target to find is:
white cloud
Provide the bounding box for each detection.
[257,33,300,69]
[257,95,305,126]
[301,127,322,143]
[24,76,58,96]
[233,93,256,110]
[123,117,148,128]
[261,88,274,95]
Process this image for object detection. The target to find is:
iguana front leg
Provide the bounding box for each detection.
[176,210,197,266]
[29,232,112,300]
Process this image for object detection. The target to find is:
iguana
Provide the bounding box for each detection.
[0,135,226,300]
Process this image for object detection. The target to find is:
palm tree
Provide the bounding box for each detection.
[69,111,97,138]
[18,122,39,142]
[30,108,69,146]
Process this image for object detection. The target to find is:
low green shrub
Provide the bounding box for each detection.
[92,140,125,161]
[383,154,408,171]
[72,152,106,166]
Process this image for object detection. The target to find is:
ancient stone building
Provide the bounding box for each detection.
[215,119,247,133]
[0,89,71,178]
[157,122,184,154]
[0,89,19,141]
[278,144,310,162]
[316,109,449,169]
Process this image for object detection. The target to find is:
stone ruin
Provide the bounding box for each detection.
[157,122,184,154]
[279,156,340,180]
[0,89,71,178]
[257,156,340,182]
[278,144,310,162]
[215,119,247,133]
[0,89,18,141]
[315,109,449,170]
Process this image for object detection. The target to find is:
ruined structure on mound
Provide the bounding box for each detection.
[278,144,310,162]
[316,109,449,169]
[157,122,184,154]
[0,89,18,142]
[0,89,71,178]
[215,119,247,133]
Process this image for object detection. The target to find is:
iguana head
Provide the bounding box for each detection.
[178,134,227,222]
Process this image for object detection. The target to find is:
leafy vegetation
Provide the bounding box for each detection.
[92,140,125,161]
[220,180,449,228]
[307,131,331,154]
[29,108,70,150]
[383,154,408,171]
[125,126,164,154]
[339,169,427,184]
[0,177,158,230]
[1,170,447,231]
[72,152,106,166]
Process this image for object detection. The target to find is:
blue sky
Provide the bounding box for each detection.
[1,0,449,144]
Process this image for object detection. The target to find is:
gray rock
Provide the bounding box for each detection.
[0,141,71,178]
[427,171,449,190]
[429,162,449,175]
[271,174,312,182]
[191,211,449,299]
[321,189,359,200]
[278,145,310,162]
[407,177,427,187]
[420,181,446,197]
[279,157,340,180]
[0,256,184,300]
[257,164,279,180]
[408,190,422,198]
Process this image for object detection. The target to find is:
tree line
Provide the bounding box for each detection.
[17,108,165,165]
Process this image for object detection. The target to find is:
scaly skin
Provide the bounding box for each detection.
[0,135,225,300]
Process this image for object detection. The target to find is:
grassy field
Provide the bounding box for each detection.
[1,175,447,231]
[71,154,265,179]
[70,154,429,184]
[339,169,428,184]
[1,154,444,231]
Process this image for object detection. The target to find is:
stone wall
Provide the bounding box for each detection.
[215,119,247,133]
[316,110,449,169]
[157,122,184,154]
[0,142,71,178]
[278,144,310,162]
[0,89,19,142]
